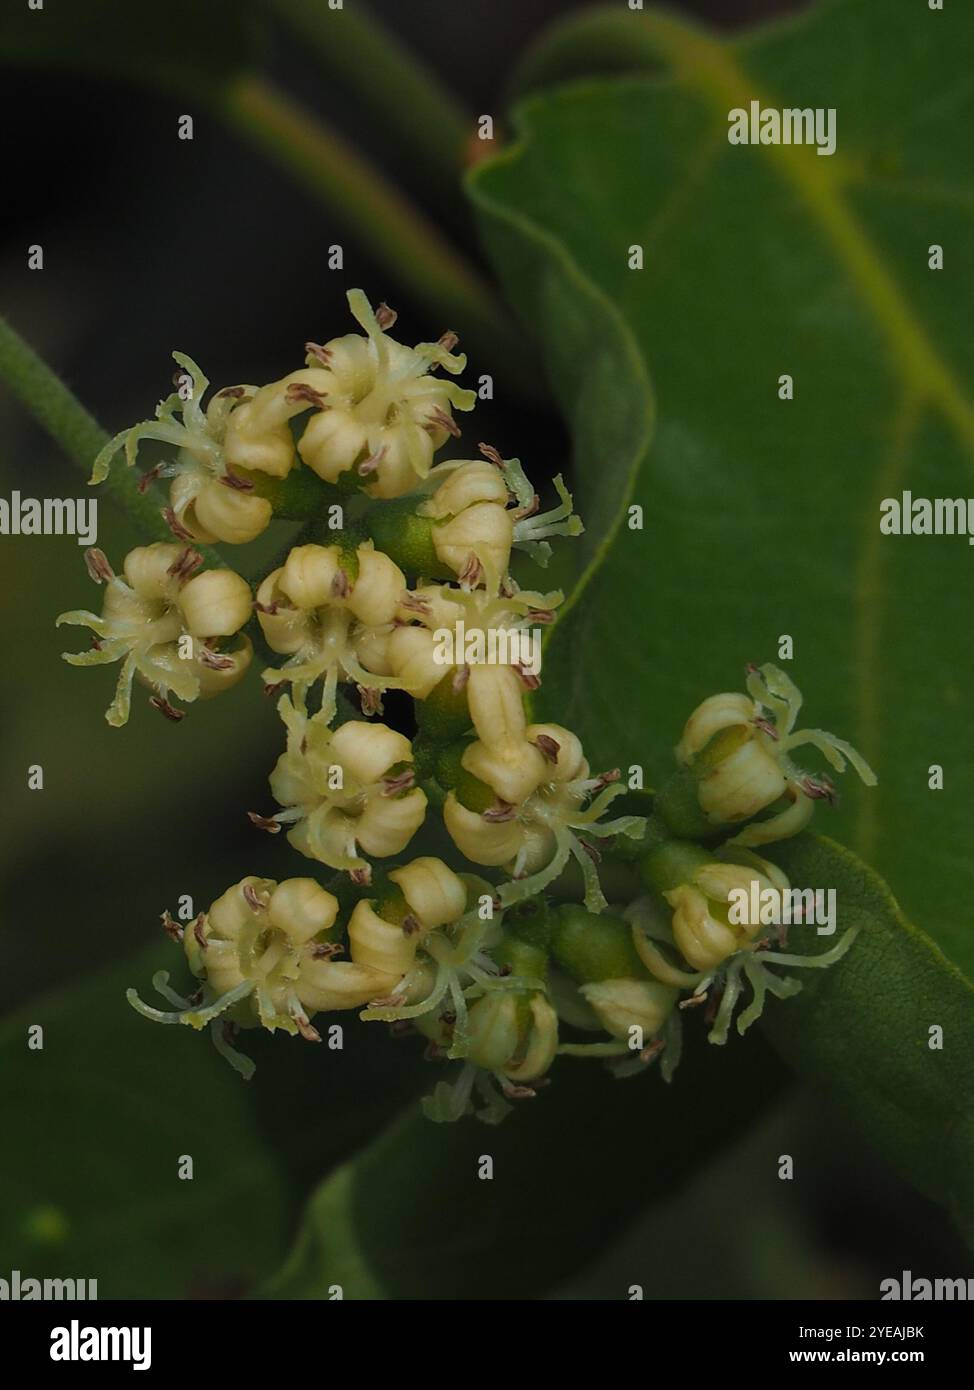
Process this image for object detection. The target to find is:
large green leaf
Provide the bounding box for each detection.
[469,0,974,977]
[261,1024,786,1300]
[764,835,974,1246]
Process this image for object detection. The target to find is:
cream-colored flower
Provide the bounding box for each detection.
[57,544,252,725]
[294,290,475,498]
[579,978,678,1042]
[128,876,397,1063]
[262,694,427,877]
[444,723,644,912]
[387,579,559,752]
[256,541,407,719]
[90,354,328,545]
[675,663,876,846]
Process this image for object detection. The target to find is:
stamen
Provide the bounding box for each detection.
[483,800,517,823]
[330,569,352,600]
[381,768,416,796]
[285,381,328,408]
[248,811,283,834]
[166,547,204,581]
[216,386,246,399]
[160,910,183,942]
[358,446,387,477]
[438,330,459,352]
[193,917,208,950]
[532,734,561,763]
[458,553,483,589]
[149,695,186,722]
[478,443,504,469]
[219,468,255,492]
[162,506,195,541]
[349,865,372,887]
[84,548,115,584]
[304,342,332,367]
[427,405,460,438]
[198,644,235,671]
[375,302,398,330]
[402,914,423,936]
[243,883,269,913]
[311,941,344,959]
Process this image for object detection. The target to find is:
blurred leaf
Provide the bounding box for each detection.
[0,939,428,1296]
[0,0,258,89]
[260,1026,787,1300]
[470,0,974,974]
[763,836,974,1247]
[0,943,288,1298]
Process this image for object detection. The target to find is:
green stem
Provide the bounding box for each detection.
[266,0,471,215]
[217,74,536,392]
[0,314,170,541]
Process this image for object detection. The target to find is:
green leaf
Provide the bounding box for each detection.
[0,944,289,1298]
[469,0,974,976]
[763,835,974,1248]
[0,0,258,89]
[261,1025,787,1300]
[0,941,428,1297]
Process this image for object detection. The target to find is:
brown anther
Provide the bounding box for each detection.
[578,838,602,864]
[498,964,513,976]
[358,685,382,717]
[311,941,344,960]
[198,644,235,671]
[381,768,416,797]
[752,716,778,740]
[193,916,208,950]
[188,989,204,1007]
[219,468,254,492]
[638,1039,666,1065]
[162,506,195,541]
[375,302,398,330]
[401,914,423,937]
[216,386,246,400]
[593,767,621,789]
[149,695,186,722]
[478,443,504,468]
[138,463,164,494]
[349,865,372,888]
[458,553,483,589]
[400,591,432,615]
[427,406,460,438]
[440,1009,457,1026]
[529,608,557,626]
[160,910,183,943]
[451,663,470,694]
[704,989,722,1025]
[248,811,282,834]
[304,341,332,367]
[512,494,540,522]
[357,446,387,477]
[84,548,115,584]
[483,800,517,823]
[514,663,541,691]
[294,1013,322,1043]
[285,381,328,408]
[801,775,838,806]
[166,546,204,581]
[745,663,760,676]
[90,635,104,651]
[330,568,352,600]
[262,681,287,698]
[243,883,268,913]
[438,330,459,352]
[532,734,561,763]
[254,598,280,616]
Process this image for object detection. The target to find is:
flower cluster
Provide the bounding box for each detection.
[64,294,876,1122]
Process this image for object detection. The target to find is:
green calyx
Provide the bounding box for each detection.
[551,904,649,985]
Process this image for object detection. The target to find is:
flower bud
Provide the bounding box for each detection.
[388,856,468,928]
[177,568,253,637]
[579,978,678,1041]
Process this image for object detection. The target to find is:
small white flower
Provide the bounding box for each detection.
[260,693,427,876]
[256,541,407,719]
[295,290,476,498]
[57,544,252,725]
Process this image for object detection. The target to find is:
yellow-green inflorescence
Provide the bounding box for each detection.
[65,292,876,1121]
